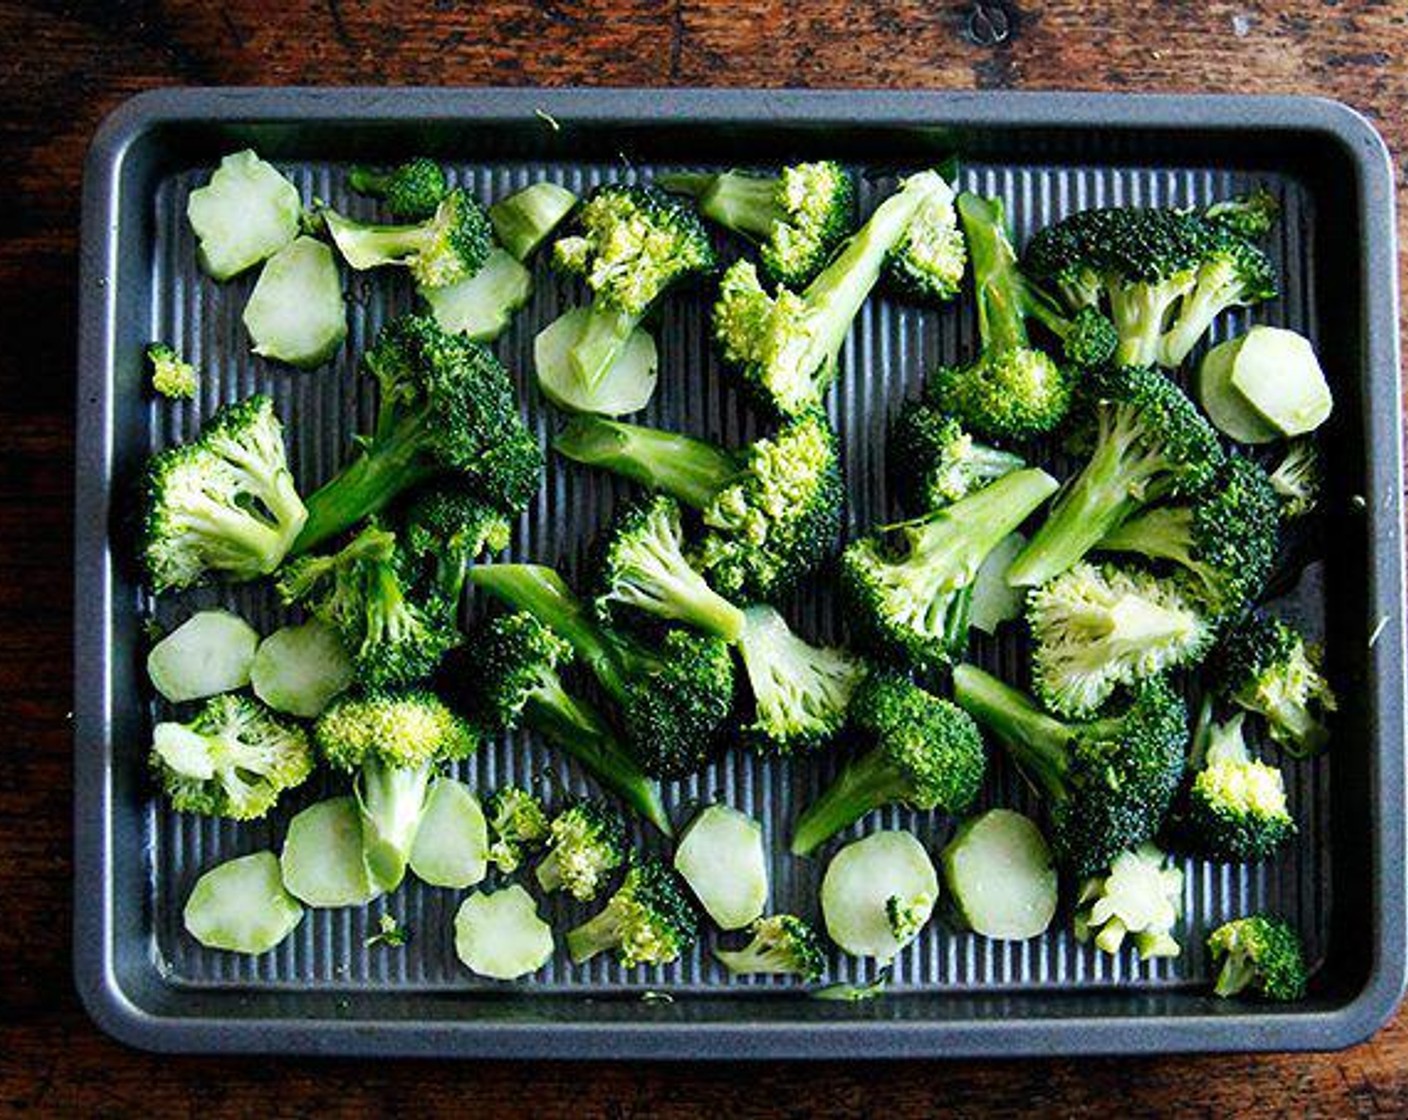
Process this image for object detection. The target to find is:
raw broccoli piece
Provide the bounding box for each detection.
[1203,189,1280,240]
[712,169,953,416]
[535,798,628,901]
[953,664,1189,877]
[840,468,1059,674]
[790,674,986,855]
[402,483,512,606]
[1269,439,1321,520]
[885,176,967,303]
[555,411,843,601]
[1073,842,1184,959]
[1215,612,1337,757]
[293,313,542,553]
[565,857,699,967]
[313,689,478,892]
[714,914,826,981]
[1158,223,1278,368]
[485,785,550,874]
[464,612,672,834]
[1006,364,1225,588]
[150,694,313,820]
[1027,561,1214,719]
[1207,914,1308,1001]
[489,182,579,261]
[885,892,935,942]
[147,342,198,400]
[141,394,308,592]
[658,160,856,289]
[323,187,491,287]
[347,158,448,220]
[888,402,1026,512]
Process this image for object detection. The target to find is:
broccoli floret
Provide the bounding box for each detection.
[1098,453,1280,620]
[1207,914,1309,1001]
[885,892,935,942]
[323,187,491,287]
[1215,612,1337,757]
[1027,561,1214,719]
[293,314,541,553]
[314,689,477,891]
[953,664,1189,877]
[840,468,1059,674]
[1269,439,1321,520]
[658,161,855,289]
[888,402,1026,512]
[142,394,307,592]
[551,183,715,388]
[555,411,843,601]
[534,798,628,901]
[150,694,313,820]
[790,674,986,855]
[1158,223,1277,368]
[485,785,550,873]
[1202,188,1280,241]
[713,169,953,416]
[464,612,672,834]
[565,857,699,967]
[1073,842,1184,959]
[347,158,448,220]
[146,342,198,400]
[402,483,512,606]
[885,178,967,303]
[714,914,826,981]
[1006,365,1225,588]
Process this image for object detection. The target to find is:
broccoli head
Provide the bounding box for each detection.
[534,798,628,901]
[323,187,491,287]
[888,402,1026,513]
[147,342,198,400]
[402,482,513,606]
[565,857,699,967]
[347,158,448,220]
[485,785,550,873]
[1207,914,1308,1001]
[1215,612,1337,757]
[885,177,967,303]
[714,914,826,981]
[1073,842,1184,959]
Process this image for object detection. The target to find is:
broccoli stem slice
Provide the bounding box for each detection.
[665,171,784,241]
[951,664,1072,800]
[322,210,437,270]
[957,193,1030,354]
[554,417,740,510]
[789,748,915,856]
[569,302,648,390]
[1212,950,1260,998]
[356,757,434,892]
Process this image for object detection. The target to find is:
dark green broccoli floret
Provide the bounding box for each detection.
[463,612,672,834]
[1202,189,1280,241]
[887,401,1025,513]
[840,468,1059,674]
[402,483,512,606]
[485,785,550,873]
[347,158,448,220]
[142,394,307,592]
[293,314,542,553]
[146,342,198,400]
[1006,365,1225,588]
[1158,223,1277,367]
[790,674,986,855]
[314,689,477,891]
[1269,439,1321,520]
[658,161,856,289]
[534,798,628,901]
[714,914,826,981]
[884,175,967,303]
[556,411,843,601]
[1207,914,1308,1001]
[150,694,313,820]
[1215,612,1337,758]
[323,187,491,287]
[565,857,699,967]
[953,664,1189,877]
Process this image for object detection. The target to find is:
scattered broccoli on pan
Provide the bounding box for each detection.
[1006,364,1224,589]
[790,674,986,856]
[953,664,1188,877]
[485,785,550,874]
[658,160,855,289]
[150,694,313,820]
[347,158,448,220]
[1207,914,1308,1001]
[565,857,699,967]
[293,314,542,554]
[555,410,843,601]
[323,187,491,287]
[147,342,198,400]
[142,394,308,593]
[314,689,478,892]
[884,175,968,303]
[840,468,1058,674]
[1073,842,1184,959]
[887,403,1026,513]
[1268,439,1321,521]
[402,482,513,607]
[1214,612,1337,758]
[535,798,629,901]
[714,914,826,981]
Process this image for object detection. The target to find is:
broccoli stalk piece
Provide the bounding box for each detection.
[313,690,478,892]
[714,914,826,981]
[565,858,699,967]
[790,674,986,856]
[1269,439,1321,520]
[141,394,308,592]
[465,612,673,834]
[840,467,1059,673]
[658,161,855,289]
[535,799,628,901]
[1207,914,1309,1001]
[402,483,512,607]
[712,169,953,416]
[150,694,313,819]
[1215,612,1337,757]
[952,664,1188,877]
[292,314,542,554]
[323,187,491,287]
[1073,842,1184,959]
[485,786,549,873]
[555,411,843,601]
[888,402,1026,513]
[146,342,198,400]
[1006,365,1224,588]
[347,158,448,220]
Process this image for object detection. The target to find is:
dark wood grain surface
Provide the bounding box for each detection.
[5,1,1407,1115]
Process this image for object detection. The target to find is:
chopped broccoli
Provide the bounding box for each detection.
[888,402,1026,513]
[323,187,491,288]
[714,914,826,981]
[885,892,935,942]
[790,674,986,855]
[489,182,579,261]
[953,664,1188,877]
[565,857,699,967]
[347,158,448,220]
[485,786,550,873]
[658,161,855,289]
[1203,189,1280,240]
[147,342,198,400]
[534,798,628,901]
[1073,842,1184,959]
[150,694,313,820]
[1207,914,1309,1001]
[1215,612,1337,757]
[1269,439,1321,520]
[885,177,967,303]
[365,912,410,948]
[141,394,307,592]
[402,482,512,607]
[1158,222,1278,368]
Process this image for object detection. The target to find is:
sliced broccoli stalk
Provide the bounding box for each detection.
[323,188,492,288]
[489,182,579,261]
[565,858,699,967]
[147,609,259,704]
[147,342,198,400]
[1207,913,1308,1001]
[347,158,448,220]
[186,150,302,281]
[183,851,304,955]
[421,247,533,342]
[242,236,348,369]
[714,914,825,981]
[1073,842,1184,959]
[534,306,660,417]
[454,885,555,979]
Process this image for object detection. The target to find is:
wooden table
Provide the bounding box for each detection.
[5,2,1405,1114]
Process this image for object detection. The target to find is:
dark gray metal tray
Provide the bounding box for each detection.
[75,88,1405,1058]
